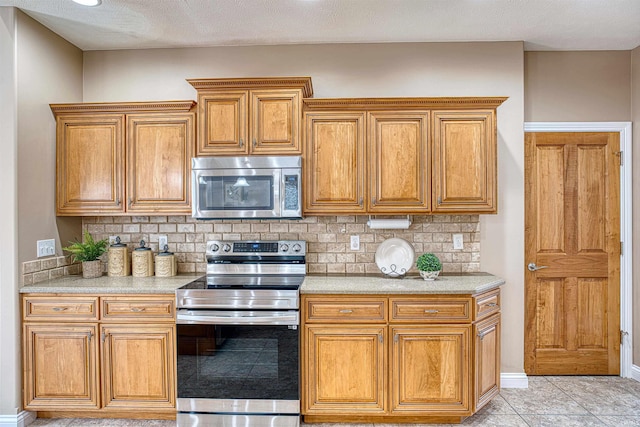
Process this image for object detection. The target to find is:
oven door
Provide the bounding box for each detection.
[176,310,300,426]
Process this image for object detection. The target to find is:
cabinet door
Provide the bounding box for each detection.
[23,323,99,409]
[473,313,500,411]
[390,325,471,415]
[126,112,194,213]
[432,111,496,213]
[368,112,430,213]
[56,114,125,215]
[197,91,249,155]
[101,324,175,409]
[303,325,386,415]
[304,112,366,214]
[250,89,303,154]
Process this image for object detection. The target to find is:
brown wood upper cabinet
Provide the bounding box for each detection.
[188,77,313,156]
[432,110,497,213]
[51,102,195,216]
[303,97,505,215]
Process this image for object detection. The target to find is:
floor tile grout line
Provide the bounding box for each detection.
[544,376,594,417]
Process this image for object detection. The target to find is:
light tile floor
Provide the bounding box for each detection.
[29,376,640,426]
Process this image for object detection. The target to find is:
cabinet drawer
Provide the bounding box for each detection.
[23,295,99,321]
[101,296,175,321]
[304,297,387,323]
[390,298,472,322]
[475,289,500,320]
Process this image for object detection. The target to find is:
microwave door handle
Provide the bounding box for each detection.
[177,310,299,326]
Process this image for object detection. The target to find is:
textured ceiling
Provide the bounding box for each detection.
[1,0,639,51]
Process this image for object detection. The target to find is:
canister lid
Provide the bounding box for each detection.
[157,245,174,256]
[134,239,152,251]
[110,236,126,247]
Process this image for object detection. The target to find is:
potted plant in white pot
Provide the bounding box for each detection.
[62,230,108,279]
[416,253,442,281]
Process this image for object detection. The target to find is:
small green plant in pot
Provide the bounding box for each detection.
[62,230,108,279]
[416,253,442,281]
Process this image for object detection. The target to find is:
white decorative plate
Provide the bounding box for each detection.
[375,238,415,277]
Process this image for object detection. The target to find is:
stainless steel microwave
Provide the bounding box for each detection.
[192,156,302,219]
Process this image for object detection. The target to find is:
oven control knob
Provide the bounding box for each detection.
[280,244,289,252]
[222,244,232,252]
[210,243,220,252]
[292,243,302,253]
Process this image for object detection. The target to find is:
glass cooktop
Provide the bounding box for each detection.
[179,274,304,291]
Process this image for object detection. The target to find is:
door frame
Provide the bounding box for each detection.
[524,121,633,378]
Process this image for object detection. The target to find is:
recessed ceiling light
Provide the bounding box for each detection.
[72,0,102,6]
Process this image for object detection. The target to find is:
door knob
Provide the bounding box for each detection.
[527,263,548,272]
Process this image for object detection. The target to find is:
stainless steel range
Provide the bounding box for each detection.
[176,240,305,427]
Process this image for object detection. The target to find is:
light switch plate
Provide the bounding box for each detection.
[452,234,464,250]
[350,235,360,250]
[37,239,55,257]
[158,235,168,251]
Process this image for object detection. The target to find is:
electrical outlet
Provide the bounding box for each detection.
[452,234,464,250]
[37,239,55,257]
[350,235,360,250]
[158,235,168,251]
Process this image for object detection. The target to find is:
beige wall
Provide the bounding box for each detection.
[0,6,20,418]
[632,46,640,366]
[17,12,83,264]
[0,9,83,418]
[83,42,526,373]
[525,50,637,367]
[525,51,631,122]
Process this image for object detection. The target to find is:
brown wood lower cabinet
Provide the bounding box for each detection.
[22,294,176,419]
[302,290,500,424]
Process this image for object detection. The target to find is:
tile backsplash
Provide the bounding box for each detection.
[22,215,480,284]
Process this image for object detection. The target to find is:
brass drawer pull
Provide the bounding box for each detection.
[424,309,439,314]
[339,309,353,314]
[130,307,146,312]
[52,307,68,312]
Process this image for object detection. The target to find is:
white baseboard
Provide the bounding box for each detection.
[501,372,529,388]
[0,411,36,427]
[631,364,640,382]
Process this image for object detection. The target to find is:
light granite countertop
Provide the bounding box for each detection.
[19,274,203,294]
[20,272,504,295]
[301,272,504,295]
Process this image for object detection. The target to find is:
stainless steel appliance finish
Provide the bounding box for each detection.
[192,156,302,219]
[176,240,305,427]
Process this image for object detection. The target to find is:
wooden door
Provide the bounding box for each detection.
[251,89,303,154]
[197,91,248,155]
[56,114,125,215]
[126,112,194,213]
[23,323,99,409]
[303,325,386,415]
[432,111,497,213]
[473,314,500,411]
[525,132,620,375]
[303,111,366,214]
[390,325,471,415]
[368,112,430,213]
[101,324,175,409]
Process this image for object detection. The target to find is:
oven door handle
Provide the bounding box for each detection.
[176,310,299,326]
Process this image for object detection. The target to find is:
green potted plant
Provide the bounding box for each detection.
[416,253,442,281]
[62,230,108,279]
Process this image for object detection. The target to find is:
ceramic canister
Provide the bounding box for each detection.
[132,240,154,277]
[155,245,177,277]
[107,236,130,276]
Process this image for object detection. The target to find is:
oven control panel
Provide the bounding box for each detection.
[206,240,306,256]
